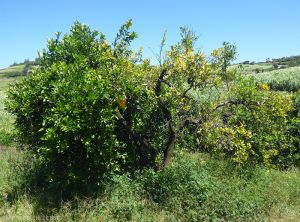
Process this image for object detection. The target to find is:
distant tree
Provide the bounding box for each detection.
[22,63,33,75]
[11,61,17,66]
[273,63,279,69]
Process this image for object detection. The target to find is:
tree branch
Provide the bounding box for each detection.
[116,109,157,164]
[179,118,199,132]
[213,100,239,111]
[155,69,176,166]
[211,99,252,113]
[155,69,190,100]
[182,85,193,98]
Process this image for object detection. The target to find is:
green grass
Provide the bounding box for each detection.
[0,64,25,78]
[231,63,274,75]
[0,64,25,92]
[0,90,15,146]
[0,152,299,221]
[0,79,12,92]
[0,77,21,92]
[0,76,17,146]
[253,66,300,92]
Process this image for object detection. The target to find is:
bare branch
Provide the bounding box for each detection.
[116,109,157,160]
[213,100,240,111]
[155,69,191,100]
[179,118,199,131]
[211,99,253,113]
[182,85,193,98]
[155,69,167,96]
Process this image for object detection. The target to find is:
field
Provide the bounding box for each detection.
[0,59,299,221]
[232,63,274,75]
[0,64,25,78]
[252,66,300,92]
[0,77,15,146]
[0,79,13,92]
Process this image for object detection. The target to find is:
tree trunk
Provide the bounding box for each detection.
[163,121,176,166]
[155,69,177,167]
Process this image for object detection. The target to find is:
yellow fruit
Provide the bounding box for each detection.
[118,99,126,109]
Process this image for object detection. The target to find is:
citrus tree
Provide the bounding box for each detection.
[7,21,298,196]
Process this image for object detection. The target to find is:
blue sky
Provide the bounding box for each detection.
[1,0,300,68]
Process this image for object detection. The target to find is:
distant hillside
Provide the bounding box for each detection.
[271,55,300,68]
[0,64,26,78]
[236,55,300,75]
[0,60,37,78]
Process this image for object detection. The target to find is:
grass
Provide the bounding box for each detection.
[231,63,274,75]
[0,66,24,92]
[0,78,15,92]
[0,151,299,221]
[0,90,15,146]
[0,76,17,146]
[0,64,25,78]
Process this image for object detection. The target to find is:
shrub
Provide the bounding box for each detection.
[198,77,299,168]
[7,21,145,196]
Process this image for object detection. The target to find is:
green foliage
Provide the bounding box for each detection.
[199,77,299,168]
[1,19,300,222]
[6,21,148,196]
[72,154,300,221]
[1,148,300,221]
